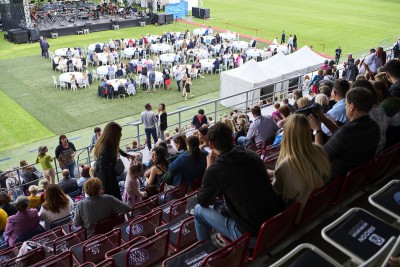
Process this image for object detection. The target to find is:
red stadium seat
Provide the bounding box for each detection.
[93,213,125,236]
[5,247,45,266]
[31,251,73,267]
[53,228,87,255]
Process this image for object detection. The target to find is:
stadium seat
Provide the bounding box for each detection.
[49,214,73,229]
[368,179,400,223]
[93,213,125,236]
[297,176,341,227]
[0,244,23,263]
[366,145,398,184]
[269,243,342,267]
[131,196,159,219]
[53,228,87,255]
[334,161,372,204]
[158,196,189,224]
[32,226,65,246]
[4,247,45,266]
[95,259,116,266]
[70,229,121,265]
[15,225,45,244]
[155,216,197,252]
[116,209,162,243]
[163,233,251,267]
[321,208,400,265]
[157,184,188,206]
[247,202,301,261]
[31,251,73,267]
[106,230,169,267]
[263,153,279,171]
[67,189,83,200]
[105,236,147,264]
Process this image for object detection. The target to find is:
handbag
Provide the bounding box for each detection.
[114,158,125,176]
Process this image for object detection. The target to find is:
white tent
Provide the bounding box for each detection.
[286,45,328,73]
[220,59,281,108]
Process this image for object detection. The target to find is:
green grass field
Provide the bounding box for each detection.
[0,0,399,169]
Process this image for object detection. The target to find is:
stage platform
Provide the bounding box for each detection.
[38,15,152,38]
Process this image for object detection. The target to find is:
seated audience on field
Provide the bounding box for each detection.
[39,184,73,230]
[237,105,278,147]
[194,123,285,243]
[321,79,350,136]
[0,192,17,216]
[27,185,42,209]
[73,178,131,237]
[352,79,388,153]
[268,114,331,211]
[4,196,40,246]
[309,87,380,179]
[58,169,79,195]
[166,136,207,187]
[122,164,147,207]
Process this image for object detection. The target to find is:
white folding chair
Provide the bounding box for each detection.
[71,80,78,91]
[52,75,60,88]
[92,70,99,81]
[59,81,67,90]
[126,84,136,95]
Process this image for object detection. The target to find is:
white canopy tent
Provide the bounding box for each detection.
[219,46,329,109]
[286,45,328,73]
[220,59,282,109]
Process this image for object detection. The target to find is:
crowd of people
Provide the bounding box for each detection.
[0,33,399,262]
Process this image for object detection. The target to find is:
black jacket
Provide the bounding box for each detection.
[197,146,285,236]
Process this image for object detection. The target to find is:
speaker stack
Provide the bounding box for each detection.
[27,28,40,42]
[165,14,173,24]
[8,29,29,44]
[192,7,210,19]
[152,13,165,25]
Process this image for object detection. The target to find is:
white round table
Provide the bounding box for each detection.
[232,41,249,51]
[200,59,215,71]
[123,47,143,56]
[97,66,117,75]
[246,49,268,58]
[55,48,76,57]
[96,53,109,64]
[160,53,176,63]
[59,72,83,83]
[88,43,106,53]
[277,45,289,55]
[108,79,127,91]
[193,28,207,36]
[211,44,222,54]
[191,49,209,58]
[155,72,164,83]
[151,43,172,53]
[219,32,236,41]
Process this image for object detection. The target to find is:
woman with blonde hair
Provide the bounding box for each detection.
[268,114,331,209]
[36,146,55,184]
[94,122,133,200]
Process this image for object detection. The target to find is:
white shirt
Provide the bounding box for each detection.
[39,197,74,230]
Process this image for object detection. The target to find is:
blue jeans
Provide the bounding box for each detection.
[145,128,158,150]
[176,80,181,92]
[194,204,242,241]
[63,161,76,178]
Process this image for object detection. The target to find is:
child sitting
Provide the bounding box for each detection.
[27,185,42,209]
[122,164,147,207]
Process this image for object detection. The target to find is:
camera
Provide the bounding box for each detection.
[295,102,322,116]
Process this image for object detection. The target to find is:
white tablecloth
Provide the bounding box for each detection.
[219,32,236,41]
[59,72,83,83]
[193,28,207,36]
[232,41,249,50]
[97,66,117,75]
[123,47,143,56]
[151,43,172,53]
[246,49,268,58]
[55,48,76,57]
[277,45,289,55]
[108,79,127,91]
[200,59,215,71]
[155,72,164,83]
[211,44,222,54]
[160,53,176,63]
[191,49,209,58]
[95,53,109,64]
[88,43,105,53]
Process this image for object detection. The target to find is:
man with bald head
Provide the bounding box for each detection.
[58,169,78,194]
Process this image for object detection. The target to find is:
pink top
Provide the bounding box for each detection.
[5,209,40,245]
[122,173,145,207]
